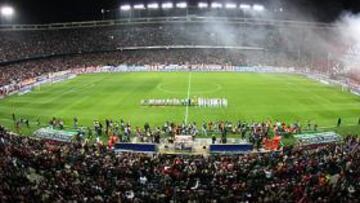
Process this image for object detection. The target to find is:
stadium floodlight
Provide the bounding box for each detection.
[225,3,237,9]
[147,3,159,9]
[211,2,222,9]
[120,5,131,11]
[198,2,208,8]
[134,4,145,10]
[253,4,264,11]
[1,6,14,17]
[176,2,187,9]
[161,2,173,9]
[239,4,251,10]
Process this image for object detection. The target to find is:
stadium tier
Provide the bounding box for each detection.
[0,125,359,202]
[0,17,337,63]
[0,17,357,86]
[0,12,360,202]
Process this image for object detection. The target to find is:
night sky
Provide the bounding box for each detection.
[1,0,360,24]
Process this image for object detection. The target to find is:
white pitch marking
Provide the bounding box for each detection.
[157,83,222,94]
[184,72,192,124]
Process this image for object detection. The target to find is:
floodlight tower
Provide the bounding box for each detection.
[239,4,251,10]
[176,2,188,16]
[198,2,208,9]
[0,6,15,24]
[134,4,145,10]
[1,6,14,17]
[133,4,145,18]
[120,5,131,11]
[253,4,265,12]
[147,3,159,17]
[225,3,237,9]
[148,3,159,9]
[161,2,174,9]
[239,4,251,18]
[120,5,131,19]
[211,2,223,9]
[100,9,111,20]
[176,2,187,9]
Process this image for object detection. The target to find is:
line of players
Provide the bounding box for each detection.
[141,97,228,107]
[198,98,228,108]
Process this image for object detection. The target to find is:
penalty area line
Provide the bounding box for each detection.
[184,72,192,124]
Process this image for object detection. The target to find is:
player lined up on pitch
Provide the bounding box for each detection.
[141,97,228,107]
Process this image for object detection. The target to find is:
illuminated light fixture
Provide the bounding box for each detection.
[253,4,264,11]
[161,2,173,9]
[225,3,237,9]
[134,4,145,10]
[176,2,187,9]
[198,2,208,8]
[211,2,222,8]
[1,6,14,16]
[239,4,251,10]
[147,3,159,9]
[120,5,131,11]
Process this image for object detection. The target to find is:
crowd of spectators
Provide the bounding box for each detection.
[0,22,337,63]
[0,21,347,88]
[0,23,282,63]
[0,52,123,86]
[0,20,358,202]
[1,48,301,87]
[0,124,359,202]
[348,69,360,83]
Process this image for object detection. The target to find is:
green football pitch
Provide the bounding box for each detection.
[0,72,360,135]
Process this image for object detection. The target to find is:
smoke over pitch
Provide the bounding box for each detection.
[335,13,360,72]
[162,3,359,73]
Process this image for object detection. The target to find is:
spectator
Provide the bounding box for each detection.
[0,124,359,202]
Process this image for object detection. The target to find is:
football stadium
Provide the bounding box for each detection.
[0,0,359,202]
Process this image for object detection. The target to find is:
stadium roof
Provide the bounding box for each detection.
[1,0,359,24]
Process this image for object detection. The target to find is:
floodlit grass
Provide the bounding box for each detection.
[0,72,359,138]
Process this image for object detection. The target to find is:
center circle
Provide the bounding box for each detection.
[157,83,222,94]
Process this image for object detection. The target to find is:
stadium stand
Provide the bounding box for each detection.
[0,49,303,87]
[0,18,334,63]
[0,18,346,89]
[0,125,359,202]
[0,16,359,202]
